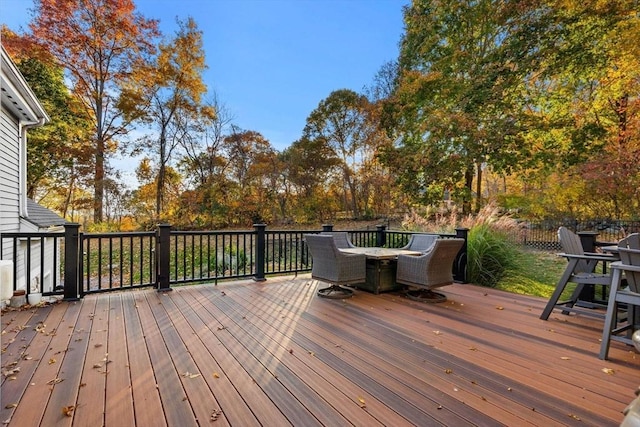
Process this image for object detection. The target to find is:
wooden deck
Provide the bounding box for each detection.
[2,275,639,426]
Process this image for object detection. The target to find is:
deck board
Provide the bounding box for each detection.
[121,292,167,427]
[2,276,640,426]
[105,293,135,427]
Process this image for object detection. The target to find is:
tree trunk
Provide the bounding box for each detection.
[463,166,474,214]
[475,161,483,213]
[94,137,104,223]
[156,128,168,220]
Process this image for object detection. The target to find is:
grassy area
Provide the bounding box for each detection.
[495,248,567,298]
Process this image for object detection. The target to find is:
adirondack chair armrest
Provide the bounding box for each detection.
[584,251,616,257]
[558,253,616,262]
[611,261,640,274]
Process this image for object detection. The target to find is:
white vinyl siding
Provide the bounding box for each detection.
[0,104,21,261]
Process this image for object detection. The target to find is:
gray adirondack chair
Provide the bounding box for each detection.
[540,227,616,320]
[396,238,464,303]
[599,234,640,359]
[304,234,366,299]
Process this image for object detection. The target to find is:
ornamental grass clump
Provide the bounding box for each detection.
[462,203,524,288]
[466,224,520,288]
[402,202,526,288]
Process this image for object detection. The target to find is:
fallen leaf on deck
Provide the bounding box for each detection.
[358,397,366,408]
[602,367,615,375]
[2,367,20,377]
[62,405,75,417]
[47,378,64,385]
[182,372,201,379]
[4,403,17,409]
[212,372,220,378]
[568,414,581,420]
[445,369,453,374]
[211,409,222,421]
[495,306,504,310]
[560,356,570,360]
[48,358,56,365]
[433,330,442,335]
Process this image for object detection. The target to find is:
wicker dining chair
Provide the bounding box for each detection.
[304,234,366,299]
[396,238,464,303]
[320,231,356,249]
[400,233,438,253]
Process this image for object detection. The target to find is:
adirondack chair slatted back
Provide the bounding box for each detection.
[619,233,640,293]
[557,227,590,273]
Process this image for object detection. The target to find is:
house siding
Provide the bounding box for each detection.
[0,104,21,261]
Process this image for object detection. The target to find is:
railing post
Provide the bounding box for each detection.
[321,224,333,232]
[254,223,267,282]
[156,223,172,292]
[63,223,80,301]
[454,227,469,283]
[376,225,386,247]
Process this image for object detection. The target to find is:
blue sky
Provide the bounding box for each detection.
[1,0,408,152]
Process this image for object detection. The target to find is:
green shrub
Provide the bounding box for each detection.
[467,224,520,287]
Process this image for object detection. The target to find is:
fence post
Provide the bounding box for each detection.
[254,223,267,282]
[376,225,386,247]
[454,227,469,283]
[63,223,80,301]
[156,223,172,292]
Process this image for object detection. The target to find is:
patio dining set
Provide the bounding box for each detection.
[304,231,464,301]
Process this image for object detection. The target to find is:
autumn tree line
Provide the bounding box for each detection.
[2,0,639,231]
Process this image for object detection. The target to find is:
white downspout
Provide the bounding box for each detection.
[18,118,46,218]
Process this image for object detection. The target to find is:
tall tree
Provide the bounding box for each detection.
[393,0,547,212]
[303,89,371,218]
[281,137,340,222]
[222,127,277,225]
[125,17,213,220]
[30,0,159,223]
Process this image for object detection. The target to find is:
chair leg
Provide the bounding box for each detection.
[599,269,623,360]
[541,259,579,320]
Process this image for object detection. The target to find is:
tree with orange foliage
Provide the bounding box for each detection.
[30,0,159,223]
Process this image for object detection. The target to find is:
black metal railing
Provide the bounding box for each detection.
[1,223,469,300]
[521,219,640,251]
[0,231,65,299]
[79,231,156,296]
